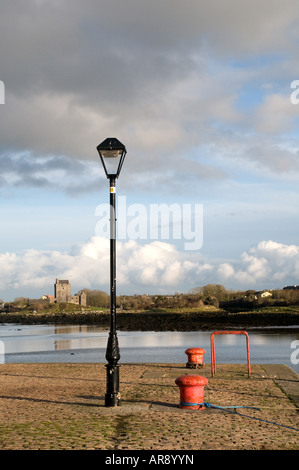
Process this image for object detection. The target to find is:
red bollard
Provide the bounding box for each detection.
[175,375,208,410]
[185,347,206,369]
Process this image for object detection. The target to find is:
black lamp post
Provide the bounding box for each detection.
[97,137,127,407]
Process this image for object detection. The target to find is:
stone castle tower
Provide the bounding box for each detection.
[54,279,71,303]
[54,279,86,306]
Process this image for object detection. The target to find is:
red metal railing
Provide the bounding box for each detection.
[210,331,251,377]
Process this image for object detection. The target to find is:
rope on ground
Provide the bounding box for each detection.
[179,402,299,432]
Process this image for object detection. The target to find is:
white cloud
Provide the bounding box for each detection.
[0,237,298,301]
[217,263,235,280]
[217,240,299,287]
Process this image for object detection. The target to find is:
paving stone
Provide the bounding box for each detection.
[0,363,298,450]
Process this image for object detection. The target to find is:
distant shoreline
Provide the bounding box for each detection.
[0,307,298,331]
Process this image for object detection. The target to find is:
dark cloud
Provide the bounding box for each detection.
[0,0,298,188]
[0,152,102,193]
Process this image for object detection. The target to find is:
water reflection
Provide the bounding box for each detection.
[0,324,298,374]
[0,324,108,353]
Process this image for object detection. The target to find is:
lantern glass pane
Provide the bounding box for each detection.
[101,150,123,176]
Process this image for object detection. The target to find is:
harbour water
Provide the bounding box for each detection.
[1,323,299,374]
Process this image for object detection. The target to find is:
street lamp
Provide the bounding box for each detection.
[97,137,127,407]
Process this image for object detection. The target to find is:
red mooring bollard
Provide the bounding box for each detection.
[175,375,208,410]
[185,347,206,369]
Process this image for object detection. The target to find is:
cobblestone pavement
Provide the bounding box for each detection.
[0,363,298,450]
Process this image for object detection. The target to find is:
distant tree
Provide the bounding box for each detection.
[13,297,29,306]
[188,286,203,295]
[278,288,299,305]
[191,284,227,301]
[78,289,109,308]
[205,295,219,308]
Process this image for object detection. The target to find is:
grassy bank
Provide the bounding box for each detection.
[0,304,299,330]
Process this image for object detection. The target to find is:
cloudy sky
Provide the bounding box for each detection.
[0,0,299,300]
